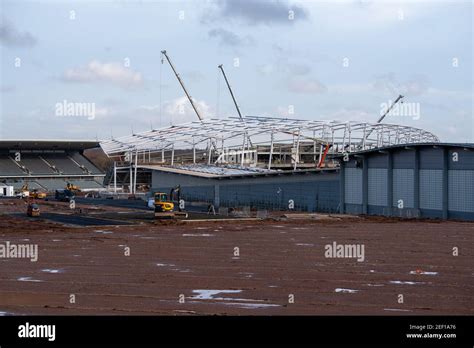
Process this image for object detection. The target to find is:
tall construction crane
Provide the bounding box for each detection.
[218,64,253,147]
[161,50,204,122]
[360,94,404,146]
[377,94,404,123]
[218,64,244,121]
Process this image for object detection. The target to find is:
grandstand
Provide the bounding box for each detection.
[0,140,105,192]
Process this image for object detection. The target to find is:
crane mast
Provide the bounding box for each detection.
[161,50,204,122]
[360,94,404,146]
[218,64,244,121]
[218,64,253,147]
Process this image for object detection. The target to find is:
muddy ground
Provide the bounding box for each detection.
[0,198,473,315]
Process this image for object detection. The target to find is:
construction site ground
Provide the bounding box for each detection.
[0,197,472,315]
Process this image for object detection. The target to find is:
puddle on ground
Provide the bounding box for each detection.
[156,263,175,267]
[17,277,42,282]
[42,269,63,274]
[182,234,214,237]
[384,308,412,312]
[94,230,113,234]
[191,289,242,300]
[224,302,280,309]
[367,284,384,287]
[335,288,359,293]
[189,289,280,309]
[409,271,438,275]
[390,280,426,285]
[295,243,314,246]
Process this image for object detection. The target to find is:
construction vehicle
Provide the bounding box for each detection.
[55,189,75,202]
[317,144,333,168]
[30,189,47,199]
[154,186,188,219]
[154,192,175,219]
[26,201,40,217]
[17,184,30,198]
[66,182,81,192]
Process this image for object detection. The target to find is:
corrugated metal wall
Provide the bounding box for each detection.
[368,168,387,206]
[341,145,474,221]
[344,168,362,204]
[392,169,414,208]
[153,171,341,213]
[419,169,442,210]
[151,145,474,220]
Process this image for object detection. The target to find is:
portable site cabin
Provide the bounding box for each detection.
[0,185,14,197]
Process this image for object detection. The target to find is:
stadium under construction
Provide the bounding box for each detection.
[99,115,474,221]
[1,51,473,220]
[100,51,472,221]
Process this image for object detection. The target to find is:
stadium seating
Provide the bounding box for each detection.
[0,149,105,192]
[42,154,86,174]
[17,155,57,175]
[0,157,27,175]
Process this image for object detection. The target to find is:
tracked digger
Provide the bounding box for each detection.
[154,185,187,219]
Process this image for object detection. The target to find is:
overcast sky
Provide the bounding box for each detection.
[0,0,472,142]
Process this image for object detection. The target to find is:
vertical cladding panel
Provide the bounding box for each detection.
[218,180,340,212]
[419,147,444,169]
[393,150,415,169]
[419,169,443,210]
[392,169,414,208]
[448,170,474,212]
[368,168,387,206]
[171,185,215,203]
[344,168,362,204]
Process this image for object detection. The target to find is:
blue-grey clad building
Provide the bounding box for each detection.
[148,143,474,221]
[340,143,474,221]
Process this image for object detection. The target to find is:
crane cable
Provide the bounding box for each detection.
[159,51,163,128]
[216,67,221,119]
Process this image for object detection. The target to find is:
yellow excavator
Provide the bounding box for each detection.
[154,186,187,219]
[154,192,174,218]
[30,189,47,199]
[66,182,81,192]
[18,184,46,199]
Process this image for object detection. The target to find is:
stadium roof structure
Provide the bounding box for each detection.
[101,116,440,157]
[0,140,100,151]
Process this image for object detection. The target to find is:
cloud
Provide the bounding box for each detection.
[0,18,37,47]
[208,28,254,46]
[139,96,212,125]
[203,0,309,25]
[257,44,311,77]
[0,85,15,93]
[63,61,143,88]
[372,73,430,96]
[287,77,327,94]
